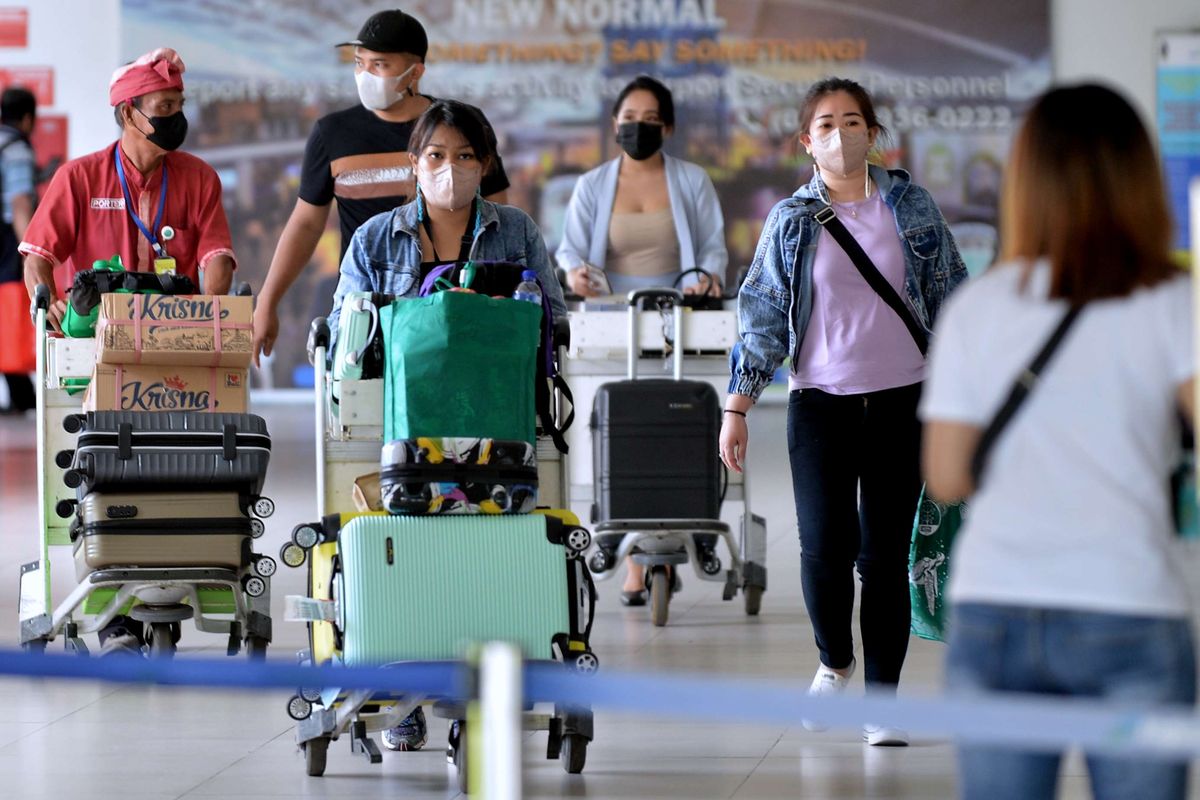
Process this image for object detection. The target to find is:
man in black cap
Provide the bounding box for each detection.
[252,8,510,363]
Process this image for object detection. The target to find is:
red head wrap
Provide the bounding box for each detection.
[108,48,186,107]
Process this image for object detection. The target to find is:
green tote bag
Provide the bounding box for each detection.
[908,488,967,642]
[382,291,542,445]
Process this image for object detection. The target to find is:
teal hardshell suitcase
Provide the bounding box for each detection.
[336,515,579,665]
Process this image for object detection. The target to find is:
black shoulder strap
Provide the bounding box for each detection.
[809,202,928,356]
[969,306,1084,487]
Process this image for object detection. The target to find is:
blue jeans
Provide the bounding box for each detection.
[946,603,1196,800]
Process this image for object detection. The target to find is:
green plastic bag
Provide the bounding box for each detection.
[382,291,542,445]
[909,488,967,642]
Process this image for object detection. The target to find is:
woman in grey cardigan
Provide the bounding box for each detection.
[556,76,727,298]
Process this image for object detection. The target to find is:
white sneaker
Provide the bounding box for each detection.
[863,724,909,746]
[802,657,855,731]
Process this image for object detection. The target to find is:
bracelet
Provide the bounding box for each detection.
[723,409,747,417]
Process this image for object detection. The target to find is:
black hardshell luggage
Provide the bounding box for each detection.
[61,411,272,499]
[590,290,722,522]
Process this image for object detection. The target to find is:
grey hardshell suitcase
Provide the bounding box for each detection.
[70,491,253,581]
[62,411,272,500]
[590,290,722,522]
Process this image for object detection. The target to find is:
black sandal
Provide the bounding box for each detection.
[620,590,647,607]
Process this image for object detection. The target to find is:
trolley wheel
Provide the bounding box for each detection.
[587,550,611,573]
[292,524,320,550]
[147,622,176,659]
[453,722,469,794]
[249,518,266,539]
[304,736,329,777]
[252,555,277,578]
[54,449,74,469]
[649,565,670,627]
[280,542,307,569]
[572,651,599,675]
[565,527,592,554]
[744,584,764,617]
[299,686,323,704]
[252,497,275,518]
[246,635,269,660]
[62,469,82,489]
[55,499,76,519]
[242,575,267,598]
[62,413,83,434]
[286,695,313,721]
[561,733,588,774]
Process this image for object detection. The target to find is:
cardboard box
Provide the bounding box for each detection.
[96,294,254,367]
[83,364,248,413]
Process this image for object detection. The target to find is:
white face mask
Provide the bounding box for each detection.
[809,127,871,178]
[418,161,482,212]
[355,64,416,111]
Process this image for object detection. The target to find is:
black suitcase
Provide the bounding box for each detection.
[60,411,272,502]
[590,290,722,522]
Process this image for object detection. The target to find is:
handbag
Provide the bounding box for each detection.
[907,305,1083,642]
[381,289,542,445]
[908,487,967,641]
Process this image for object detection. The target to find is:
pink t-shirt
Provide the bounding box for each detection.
[790,192,925,394]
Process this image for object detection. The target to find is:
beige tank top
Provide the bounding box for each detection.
[605,208,680,277]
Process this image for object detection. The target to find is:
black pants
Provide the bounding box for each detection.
[786,382,922,688]
[2,372,33,411]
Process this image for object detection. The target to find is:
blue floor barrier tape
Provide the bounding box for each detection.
[2,648,1199,758]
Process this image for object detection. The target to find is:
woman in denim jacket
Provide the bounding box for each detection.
[327,99,566,349]
[720,78,966,746]
[323,99,565,753]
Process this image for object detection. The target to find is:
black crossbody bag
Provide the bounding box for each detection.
[808,200,929,356]
[968,307,1084,486]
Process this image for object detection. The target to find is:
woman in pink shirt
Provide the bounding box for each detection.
[721,78,966,745]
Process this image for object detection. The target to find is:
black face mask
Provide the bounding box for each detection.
[615,121,664,161]
[136,107,188,152]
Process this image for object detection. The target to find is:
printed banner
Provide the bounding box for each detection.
[1158,33,1200,258]
[123,0,1051,387]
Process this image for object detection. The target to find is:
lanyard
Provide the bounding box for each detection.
[421,198,477,263]
[113,144,168,258]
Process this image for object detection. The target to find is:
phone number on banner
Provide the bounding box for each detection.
[876,104,1015,132]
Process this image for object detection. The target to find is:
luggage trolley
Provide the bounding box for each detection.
[17,284,275,659]
[281,315,595,788]
[570,289,768,627]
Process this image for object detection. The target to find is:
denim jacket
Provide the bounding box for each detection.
[729,165,967,399]
[327,198,568,348]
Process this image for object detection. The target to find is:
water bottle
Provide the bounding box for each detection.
[513,270,542,305]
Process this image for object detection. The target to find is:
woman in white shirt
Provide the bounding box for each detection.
[921,83,1195,800]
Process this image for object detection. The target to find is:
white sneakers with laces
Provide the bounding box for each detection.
[802,656,856,731]
[802,657,910,746]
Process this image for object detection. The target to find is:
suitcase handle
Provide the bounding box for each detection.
[626,289,683,382]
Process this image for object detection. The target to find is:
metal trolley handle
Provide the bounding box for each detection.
[626,288,683,382]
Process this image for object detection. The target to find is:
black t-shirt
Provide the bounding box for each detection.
[298,100,510,257]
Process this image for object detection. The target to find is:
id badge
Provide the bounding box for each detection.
[153,257,177,275]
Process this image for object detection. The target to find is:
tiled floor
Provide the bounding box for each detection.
[0,401,1188,798]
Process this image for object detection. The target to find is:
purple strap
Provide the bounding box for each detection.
[418,264,457,297]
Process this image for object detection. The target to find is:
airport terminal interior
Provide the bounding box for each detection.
[1,0,1200,798]
[6,403,1198,799]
